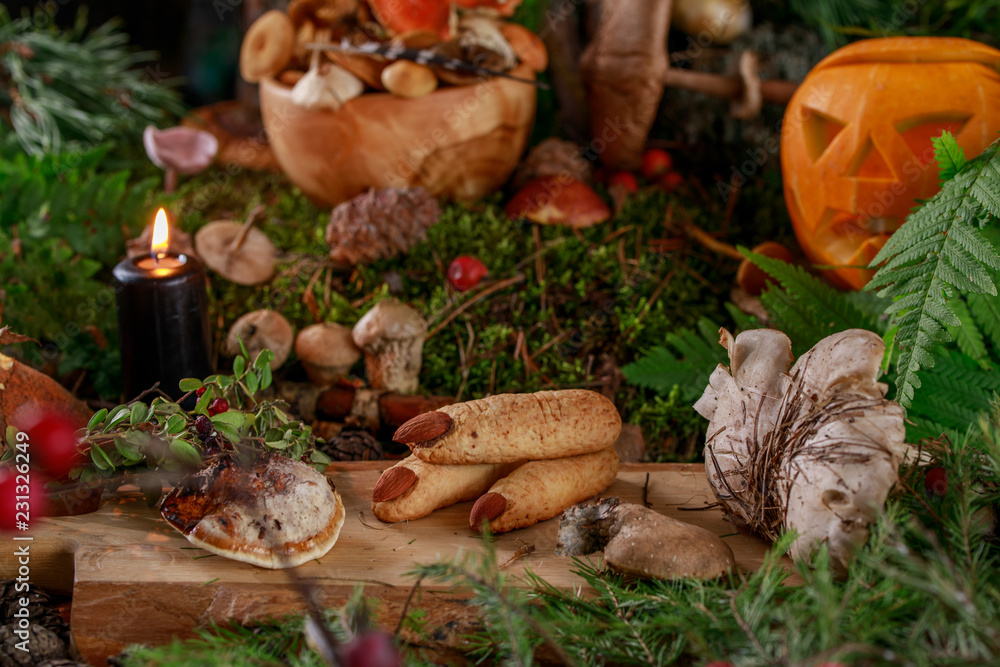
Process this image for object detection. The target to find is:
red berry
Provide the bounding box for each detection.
[194,415,214,440]
[925,467,948,496]
[196,387,207,397]
[703,662,736,667]
[24,412,82,479]
[640,148,673,180]
[658,171,684,192]
[447,255,488,292]
[208,398,229,416]
[608,172,639,193]
[340,631,401,667]
[0,467,49,533]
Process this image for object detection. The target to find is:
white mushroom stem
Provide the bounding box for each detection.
[291,29,363,111]
[352,299,428,395]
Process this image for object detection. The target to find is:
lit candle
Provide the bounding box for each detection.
[113,209,211,401]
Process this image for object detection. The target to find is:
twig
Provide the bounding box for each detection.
[729,592,766,656]
[394,575,424,638]
[427,275,526,339]
[680,218,743,261]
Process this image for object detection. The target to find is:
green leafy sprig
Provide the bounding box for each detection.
[71,346,330,505]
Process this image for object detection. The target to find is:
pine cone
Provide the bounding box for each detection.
[319,429,384,461]
[512,139,592,191]
[326,188,442,265]
[0,581,68,645]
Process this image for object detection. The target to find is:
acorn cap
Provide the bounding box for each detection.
[239,10,295,83]
[352,299,428,348]
[226,310,294,369]
[195,220,276,286]
[295,323,362,385]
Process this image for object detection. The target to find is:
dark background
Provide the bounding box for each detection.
[4,0,249,104]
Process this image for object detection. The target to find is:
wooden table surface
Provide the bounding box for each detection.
[0,462,779,665]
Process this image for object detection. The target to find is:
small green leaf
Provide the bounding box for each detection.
[212,411,246,430]
[90,444,115,471]
[5,426,17,447]
[130,402,149,425]
[178,378,203,392]
[246,373,259,395]
[87,409,108,431]
[265,438,291,450]
[238,337,250,360]
[309,450,332,465]
[212,422,241,442]
[253,350,273,372]
[105,406,131,431]
[195,387,215,414]
[233,355,246,378]
[261,364,273,390]
[114,436,145,462]
[264,428,285,443]
[165,414,187,435]
[169,439,203,467]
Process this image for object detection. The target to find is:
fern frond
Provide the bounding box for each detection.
[933,131,966,183]
[867,137,1000,407]
[907,349,1000,439]
[622,318,727,401]
[967,291,1000,351]
[945,298,988,367]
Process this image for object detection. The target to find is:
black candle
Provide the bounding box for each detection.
[113,211,211,400]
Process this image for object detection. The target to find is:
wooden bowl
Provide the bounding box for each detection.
[259,65,537,207]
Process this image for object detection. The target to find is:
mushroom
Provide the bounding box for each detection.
[499,23,547,73]
[380,61,438,98]
[295,323,362,386]
[453,0,523,16]
[143,126,218,194]
[239,10,296,83]
[730,51,763,120]
[226,310,294,370]
[291,28,364,110]
[557,498,737,580]
[505,176,610,228]
[457,15,518,71]
[194,205,276,286]
[351,299,428,395]
[736,241,793,296]
[672,0,752,46]
[367,0,453,40]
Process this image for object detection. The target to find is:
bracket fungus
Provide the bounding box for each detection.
[194,206,276,286]
[352,299,427,394]
[295,322,362,385]
[226,310,294,370]
[694,328,909,573]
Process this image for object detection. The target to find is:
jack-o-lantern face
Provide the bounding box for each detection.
[782,37,1000,289]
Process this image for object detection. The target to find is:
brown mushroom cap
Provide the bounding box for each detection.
[195,220,276,286]
[380,61,438,98]
[160,453,346,569]
[295,323,362,385]
[352,299,428,349]
[287,0,358,28]
[240,10,296,83]
[505,176,610,228]
[226,310,294,369]
[672,0,752,46]
[736,241,793,296]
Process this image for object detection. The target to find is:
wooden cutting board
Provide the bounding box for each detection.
[0,462,778,665]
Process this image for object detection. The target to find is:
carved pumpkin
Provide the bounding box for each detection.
[781,37,1000,289]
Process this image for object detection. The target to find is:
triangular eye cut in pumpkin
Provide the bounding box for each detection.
[895,113,972,165]
[801,106,847,162]
[847,136,896,180]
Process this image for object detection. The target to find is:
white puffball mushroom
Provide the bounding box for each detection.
[352,299,427,394]
[226,310,294,370]
[295,323,362,386]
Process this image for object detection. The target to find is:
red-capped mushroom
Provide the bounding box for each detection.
[505,176,611,228]
[367,0,453,40]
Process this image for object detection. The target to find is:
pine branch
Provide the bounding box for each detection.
[867,136,1000,407]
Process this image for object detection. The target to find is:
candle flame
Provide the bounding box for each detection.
[151,209,169,259]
